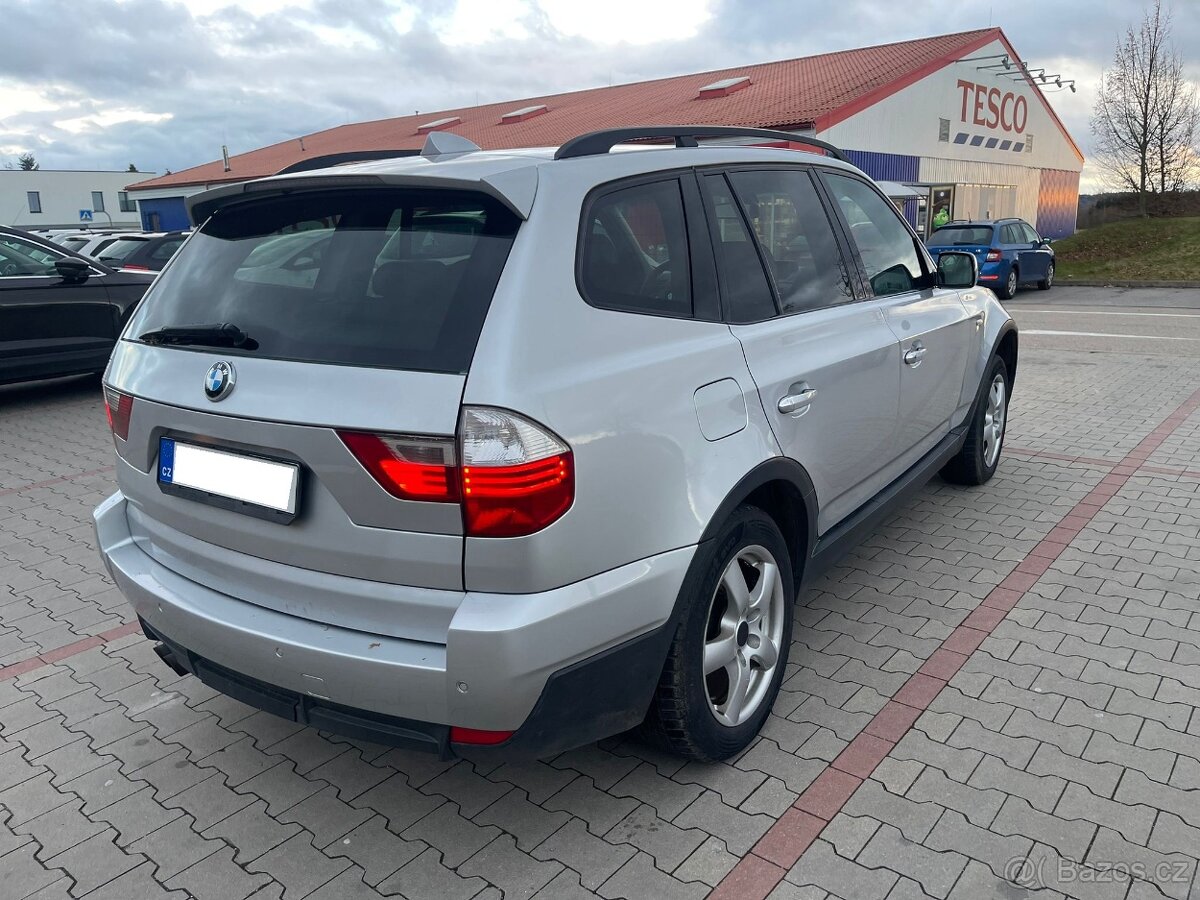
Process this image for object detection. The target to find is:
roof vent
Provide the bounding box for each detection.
[501,104,549,124]
[417,116,462,134]
[697,76,751,99]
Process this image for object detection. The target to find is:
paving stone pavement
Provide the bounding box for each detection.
[1,339,1199,900]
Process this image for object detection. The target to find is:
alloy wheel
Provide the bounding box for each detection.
[982,373,1006,468]
[702,545,785,727]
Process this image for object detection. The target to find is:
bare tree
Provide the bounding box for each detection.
[1091,0,1199,214]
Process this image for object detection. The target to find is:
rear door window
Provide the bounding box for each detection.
[727,169,853,315]
[125,189,519,374]
[579,178,692,317]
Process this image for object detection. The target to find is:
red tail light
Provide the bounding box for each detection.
[449,726,514,745]
[337,432,458,502]
[121,264,151,271]
[103,386,133,441]
[458,407,574,538]
[340,408,575,538]
[463,454,574,538]
[985,250,1001,262]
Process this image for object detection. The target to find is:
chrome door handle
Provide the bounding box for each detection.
[904,345,927,367]
[778,388,817,415]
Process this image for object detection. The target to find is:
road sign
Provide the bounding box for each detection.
[79,209,93,222]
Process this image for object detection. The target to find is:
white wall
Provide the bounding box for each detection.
[822,38,1083,174]
[0,170,151,229]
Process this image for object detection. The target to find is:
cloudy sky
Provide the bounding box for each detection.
[1,0,1197,190]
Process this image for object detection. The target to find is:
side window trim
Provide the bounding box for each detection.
[695,169,781,323]
[574,171,703,321]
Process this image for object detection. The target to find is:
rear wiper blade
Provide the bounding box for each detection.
[138,323,258,350]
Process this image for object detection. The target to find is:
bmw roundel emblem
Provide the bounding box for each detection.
[204,361,235,401]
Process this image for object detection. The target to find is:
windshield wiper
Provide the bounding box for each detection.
[138,323,259,350]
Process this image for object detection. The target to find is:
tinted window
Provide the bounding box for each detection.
[729,169,852,314]
[150,237,186,262]
[0,234,61,276]
[580,179,691,317]
[125,189,519,374]
[928,226,993,246]
[822,173,926,297]
[1020,223,1041,243]
[99,238,151,262]
[703,174,776,324]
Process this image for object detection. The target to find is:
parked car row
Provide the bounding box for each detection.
[25,227,191,273]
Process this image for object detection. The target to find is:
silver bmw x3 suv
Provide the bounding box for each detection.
[94,126,1016,761]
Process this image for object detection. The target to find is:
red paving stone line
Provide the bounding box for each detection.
[0,620,140,681]
[710,385,1200,900]
[0,465,116,497]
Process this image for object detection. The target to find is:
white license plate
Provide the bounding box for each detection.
[158,437,300,515]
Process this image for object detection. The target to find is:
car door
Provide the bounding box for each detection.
[817,171,975,470]
[706,167,902,534]
[1016,221,1052,282]
[0,233,118,382]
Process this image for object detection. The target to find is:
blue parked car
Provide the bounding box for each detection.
[925,218,1054,300]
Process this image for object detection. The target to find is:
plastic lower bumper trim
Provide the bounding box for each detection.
[142,618,453,757]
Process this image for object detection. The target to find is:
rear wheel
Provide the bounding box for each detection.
[997,266,1018,300]
[1038,262,1054,291]
[642,506,793,761]
[941,355,1009,486]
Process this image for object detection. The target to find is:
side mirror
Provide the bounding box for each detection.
[1040,236,1053,246]
[55,258,91,283]
[936,251,978,289]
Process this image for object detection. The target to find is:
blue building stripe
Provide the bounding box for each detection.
[954,133,969,144]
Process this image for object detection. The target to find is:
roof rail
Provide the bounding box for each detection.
[554,126,849,163]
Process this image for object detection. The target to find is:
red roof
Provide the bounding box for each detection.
[130,28,1009,193]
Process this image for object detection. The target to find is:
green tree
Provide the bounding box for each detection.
[17,152,39,171]
[127,163,138,172]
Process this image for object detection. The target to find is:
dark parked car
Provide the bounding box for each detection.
[99,232,190,273]
[925,218,1054,300]
[0,226,153,385]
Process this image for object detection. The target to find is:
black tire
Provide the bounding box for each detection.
[1037,262,1054,291]
[941,355,1010,486]
[997,265,1018,300]
[641,506,794,761]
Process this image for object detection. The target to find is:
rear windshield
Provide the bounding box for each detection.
[99,238,151,262]
[927,226,993,246]
[124,189,520,374]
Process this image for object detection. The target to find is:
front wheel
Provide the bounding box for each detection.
[1038,262,1054,291]
[642,506,793,760]
[941,356,1009,485]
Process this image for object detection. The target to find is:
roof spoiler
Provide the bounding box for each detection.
[554,126,849,162]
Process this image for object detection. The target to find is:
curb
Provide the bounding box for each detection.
[1056,279,1200,288]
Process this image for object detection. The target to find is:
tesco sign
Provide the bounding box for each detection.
[956,80,1028,134]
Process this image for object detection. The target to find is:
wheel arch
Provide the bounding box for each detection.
[699,458,817,592]
[994,323,1019,393]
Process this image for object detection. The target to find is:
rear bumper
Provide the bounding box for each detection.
[94,490,693,756]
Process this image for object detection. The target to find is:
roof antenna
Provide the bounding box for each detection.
[221,144,231,172]
[299,136,306,151]
[420,131,481,160]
